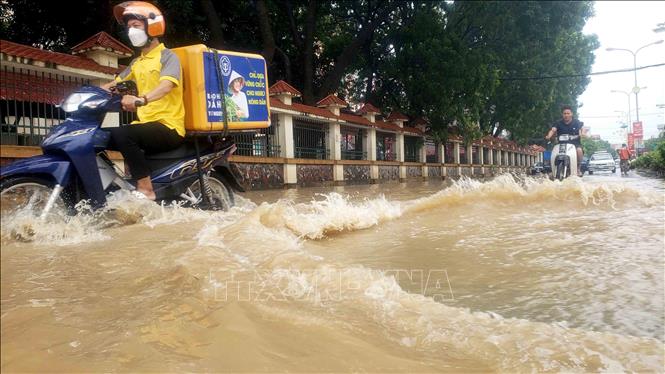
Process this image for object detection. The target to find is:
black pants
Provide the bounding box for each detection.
[107,122,183,179]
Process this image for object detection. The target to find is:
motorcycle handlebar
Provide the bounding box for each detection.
[112,81,138,96]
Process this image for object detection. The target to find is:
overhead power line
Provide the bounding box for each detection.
[499,62,665,81]
[582,112,663,119]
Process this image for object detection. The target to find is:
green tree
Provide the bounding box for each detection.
[0,0,115,51]
[643,135,665,152]
[464,1,598,143]
[633,139,665,175]
[581,137,616,158]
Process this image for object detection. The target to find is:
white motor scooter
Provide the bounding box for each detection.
[549,134,579,180]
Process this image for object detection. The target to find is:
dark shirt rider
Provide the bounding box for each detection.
[546,105,587,175]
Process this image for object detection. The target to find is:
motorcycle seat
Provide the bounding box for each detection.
[145,139,213,160]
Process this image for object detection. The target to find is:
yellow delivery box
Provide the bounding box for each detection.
[171,44,270,132]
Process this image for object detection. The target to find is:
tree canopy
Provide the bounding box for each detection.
[0,0,598,143]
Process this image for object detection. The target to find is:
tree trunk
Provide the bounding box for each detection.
[301,0,317,105]
[316,5,393,101]
[275,47,292,84]
[201,0,225,48]
[362,36,375,103]
[284,0,303,49]
[254,0,276,65]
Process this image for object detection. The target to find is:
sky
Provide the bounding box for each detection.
[577,1,665,146]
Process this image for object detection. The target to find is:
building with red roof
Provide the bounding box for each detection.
[1,37,541,185]
[1,33,129,106]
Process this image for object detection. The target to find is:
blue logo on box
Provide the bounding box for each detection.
[219,55,231,76]
[203,51,269,124]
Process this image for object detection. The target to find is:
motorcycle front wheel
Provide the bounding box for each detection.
[0,176,67,220]
[185,171,234,211]
[555,162,566,181]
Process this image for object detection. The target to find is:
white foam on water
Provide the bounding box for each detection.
[1,189,258,247]
[278,192,403,239]
[183,178,663,372]
[245,263,662,372]
[403,174,661,215]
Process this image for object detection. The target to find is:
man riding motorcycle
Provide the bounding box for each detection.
[101,1,185,200]
[545,105,587,177]
[618,143,631,175]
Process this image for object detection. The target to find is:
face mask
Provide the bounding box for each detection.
[127,27,148,47]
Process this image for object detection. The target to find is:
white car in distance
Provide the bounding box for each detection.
[587,152,616,174]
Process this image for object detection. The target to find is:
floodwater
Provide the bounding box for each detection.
[1,172,663,372]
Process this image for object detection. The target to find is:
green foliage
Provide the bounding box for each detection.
[581,137,616,158]
[0,0,114,51]
[352,1,597,144]
[633,138,665,174]
[643,135,665,152]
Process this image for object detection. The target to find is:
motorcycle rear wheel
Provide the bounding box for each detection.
[0,176,67,220]
[185,171,234,211]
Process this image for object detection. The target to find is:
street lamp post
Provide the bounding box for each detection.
[611,89,631,128]
[607,39,663,122]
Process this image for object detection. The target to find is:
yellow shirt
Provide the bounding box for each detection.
[116,43,186,137]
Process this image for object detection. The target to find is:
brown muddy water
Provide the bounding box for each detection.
[1,173,663,372]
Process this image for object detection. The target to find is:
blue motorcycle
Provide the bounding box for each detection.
[0,82,244,219]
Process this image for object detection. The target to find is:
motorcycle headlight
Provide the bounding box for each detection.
[60,93,96,112]
[79,98,108,109]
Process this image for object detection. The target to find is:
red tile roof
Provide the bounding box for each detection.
[317,94,347,107]
[386,111,409,121]
[269,80,302,97]
[375,120,403,133]
[340,112,372,127]
[70,31,132,56]
[271,98,341,121]
[357,103,380,114]
[271,98,419,135]
[402,126,423,136]
[0,39,122,75]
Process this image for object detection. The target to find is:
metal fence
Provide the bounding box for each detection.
[0,64,537,167]
[0,65,141,146]
[445,142,455,164]
[0,66,89,145]
[293,118,329,159]
[472,145,480,164]
[459,145,468,164]
[120,110,138,125]
[404,136,420,162]
[229,114,281,157]
[425,140,438,163]
[483,147,491,164]
[376,132,396,161]
[341,126,366,160]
